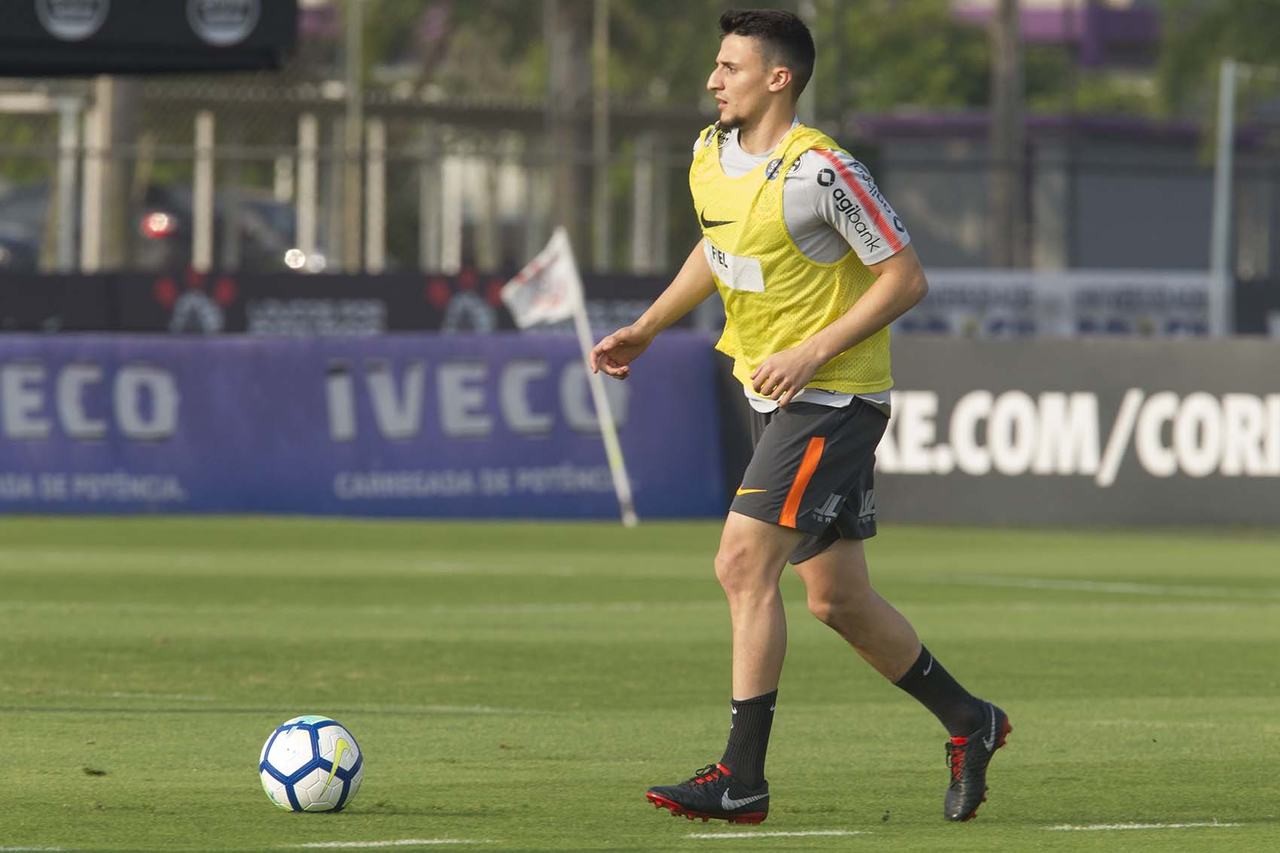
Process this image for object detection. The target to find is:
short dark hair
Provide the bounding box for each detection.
[718,9,815,99]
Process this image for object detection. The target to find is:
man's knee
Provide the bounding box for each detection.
[714,540,776,598]
[806,585,875,635]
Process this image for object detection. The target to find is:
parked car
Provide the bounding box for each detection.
[0,182,325,273]
[0,221,40,272]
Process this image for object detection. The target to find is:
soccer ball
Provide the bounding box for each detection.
[259,715,364,812]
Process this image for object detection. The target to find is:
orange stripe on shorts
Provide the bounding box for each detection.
[780,436,826,528]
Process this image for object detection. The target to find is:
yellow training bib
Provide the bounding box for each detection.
[690,123,892,395]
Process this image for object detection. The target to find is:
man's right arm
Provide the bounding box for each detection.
[590,239,716,378]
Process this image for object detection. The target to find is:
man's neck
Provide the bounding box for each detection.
[736,109,798,156]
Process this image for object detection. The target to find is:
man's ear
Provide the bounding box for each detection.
[768,66,793,95]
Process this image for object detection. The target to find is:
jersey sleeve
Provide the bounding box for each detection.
[805,148,910,266]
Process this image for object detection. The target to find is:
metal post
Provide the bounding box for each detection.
[988,0,1026,268]
[1209,58,1237,337]
[55,97,80,272]
[652,134,669,272]
[477,156,500,271]
[297,113,319,260]
[418,123,441,272]
[193,111,215,273]
[327,116,346,270]
[523,151,546,264]
[440,153,463,274]
[591,0,610,270]
[343,0,364,272]
[79,93,104,272]
[365,117,385,273]
[630,132,654,273]
[273,153,293,203]
[220,126,243,271]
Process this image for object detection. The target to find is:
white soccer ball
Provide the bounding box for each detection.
[259,715,364,812]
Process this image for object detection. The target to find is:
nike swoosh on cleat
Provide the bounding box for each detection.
[721,790,768,810]
[699,209,736,229]
[922,656,934,676]
[735,487,767,496]
[982,708,997,751]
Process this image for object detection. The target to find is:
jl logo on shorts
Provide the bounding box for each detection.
[811,493,843,524]
[857,490,877,521]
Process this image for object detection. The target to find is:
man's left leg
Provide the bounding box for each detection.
[793,538,1011,821]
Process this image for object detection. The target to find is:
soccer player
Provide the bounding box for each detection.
[590,9,1009,825]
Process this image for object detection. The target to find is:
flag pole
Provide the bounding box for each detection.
[557,227,639,527]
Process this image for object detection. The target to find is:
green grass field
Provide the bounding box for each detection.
[3,518,1279,852]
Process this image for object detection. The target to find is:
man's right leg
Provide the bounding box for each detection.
[645,511,803,824]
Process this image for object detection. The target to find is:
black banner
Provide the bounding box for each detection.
[0,0,297,76]
[0,269,675,335]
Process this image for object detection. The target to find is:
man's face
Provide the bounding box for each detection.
[706,34,778,129]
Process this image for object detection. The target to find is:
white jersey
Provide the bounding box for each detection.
[701,125,910,415]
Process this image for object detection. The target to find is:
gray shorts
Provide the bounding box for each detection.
[730,400,889,564]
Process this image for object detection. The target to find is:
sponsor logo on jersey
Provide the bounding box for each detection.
[831,188,884,254]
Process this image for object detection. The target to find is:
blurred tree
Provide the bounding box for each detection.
[353,0,1182,122]
[814,0,990,116]
[1157,0,1280,114]
[363,0,546,97]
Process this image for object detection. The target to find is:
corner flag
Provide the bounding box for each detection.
[501,227,577,328]
[504,228,639,527]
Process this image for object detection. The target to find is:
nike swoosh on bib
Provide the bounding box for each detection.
[721,790,768,810]
[735,487,767,496]
[699,208,736,229]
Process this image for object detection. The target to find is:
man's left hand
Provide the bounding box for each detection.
[751,344,824,407]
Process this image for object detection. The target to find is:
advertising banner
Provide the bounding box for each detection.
[0,0,297,76]
[898,270,1213,337]
[0,270,680,336]
[6,270,1257,338]
[0,332,724,518]
[878,337,1280,525]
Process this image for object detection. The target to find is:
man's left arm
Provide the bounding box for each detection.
[750,246,928,406]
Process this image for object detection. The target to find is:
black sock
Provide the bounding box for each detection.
[893,646,986,737]
[719,690,776,788]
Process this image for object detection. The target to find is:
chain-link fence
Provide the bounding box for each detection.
[0,72,708,277]
[1,72,1279,284]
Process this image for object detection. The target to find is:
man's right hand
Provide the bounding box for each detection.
[590,324,653,380]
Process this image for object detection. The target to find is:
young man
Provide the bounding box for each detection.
[590,9,1009,825]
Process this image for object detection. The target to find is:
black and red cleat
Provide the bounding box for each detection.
[645,763,769,824]
[944,703,1011,822]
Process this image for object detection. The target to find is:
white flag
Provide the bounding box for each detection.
[501,227,580,328]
